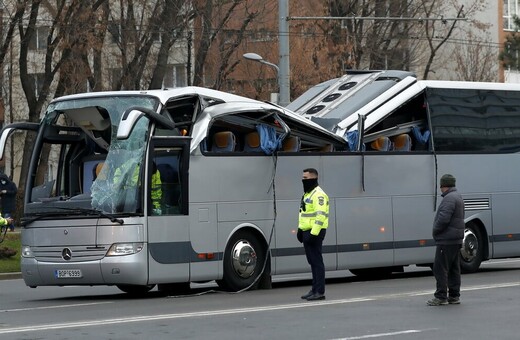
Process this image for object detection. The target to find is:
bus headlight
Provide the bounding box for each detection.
[21,246,34,258]
[106,243,144,256]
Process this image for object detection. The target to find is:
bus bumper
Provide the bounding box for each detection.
[21,248,149,287]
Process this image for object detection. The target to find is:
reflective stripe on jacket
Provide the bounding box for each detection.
[151,171,162,209]
[298,186,329,236]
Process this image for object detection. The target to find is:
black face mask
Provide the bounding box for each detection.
[302,178,318,193]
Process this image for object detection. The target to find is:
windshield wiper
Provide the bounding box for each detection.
[22,212,65,226]
[55,207,125,224]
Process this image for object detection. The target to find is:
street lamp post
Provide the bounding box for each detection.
[243,52,281,104]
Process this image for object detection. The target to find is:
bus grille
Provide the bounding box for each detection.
[464,198,490,211]
[32,245,108,263]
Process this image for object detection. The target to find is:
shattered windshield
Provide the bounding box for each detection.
[45,96,158,214]
[90,117,149,213]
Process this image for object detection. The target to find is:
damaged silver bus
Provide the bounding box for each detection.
[3,70,520,295]
[0,87,347,294]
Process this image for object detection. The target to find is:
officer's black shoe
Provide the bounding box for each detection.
[301,291,314,300]
[306,293,325,301]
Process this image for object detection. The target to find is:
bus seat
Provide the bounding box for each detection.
[370,136,391,151]
[243,131,262,152]
[392,134,412,151]
[211,131,236,152]
[94,162,106,180]
[320,144,334,152]
[282,136,300,152]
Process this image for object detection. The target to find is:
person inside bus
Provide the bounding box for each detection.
[427,174,464,306]
[297,168,329,301]
[113,160,162,215]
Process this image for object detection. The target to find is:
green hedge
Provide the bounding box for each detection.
[0,232,21,273]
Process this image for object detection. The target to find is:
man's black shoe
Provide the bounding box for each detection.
[301,291,314,300]
[306,293,325,301]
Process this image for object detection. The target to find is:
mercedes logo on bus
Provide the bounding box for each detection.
[62,248,72,261]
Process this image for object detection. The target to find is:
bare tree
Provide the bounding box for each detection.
[420,2,464,79]
[453,31,497,82]
[192,0,260,88]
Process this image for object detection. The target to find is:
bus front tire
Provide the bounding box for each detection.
[217,231,266,292]
[460,223,483,273]
[116,284,156,296]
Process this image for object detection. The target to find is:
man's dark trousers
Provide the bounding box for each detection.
[433,244,461,300]
[302,230,326,295]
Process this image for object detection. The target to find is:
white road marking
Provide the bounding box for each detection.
[0,281,519,335]
[330,329,430,339]
[0,301,112,313]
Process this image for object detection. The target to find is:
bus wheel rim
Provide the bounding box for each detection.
[231,240,257,278]
[461,229,478,262]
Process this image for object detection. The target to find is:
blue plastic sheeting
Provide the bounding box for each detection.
[412,126,430,145]
[345,130,359,151]
[256,124,283,155]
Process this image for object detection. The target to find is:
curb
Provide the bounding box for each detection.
[0,272,22,280]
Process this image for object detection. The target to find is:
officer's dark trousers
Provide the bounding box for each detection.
[303,230,326,295]
[433,244,461,300]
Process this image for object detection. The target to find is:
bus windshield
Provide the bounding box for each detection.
[28,95,159,215]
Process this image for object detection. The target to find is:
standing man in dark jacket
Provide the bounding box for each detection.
[427,174,465,306]
[0,174,17,232]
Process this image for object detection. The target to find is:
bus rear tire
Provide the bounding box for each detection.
[117,284,156,296]
[217,230,266,292]
[158,282,191,296]
[460,222,483,273]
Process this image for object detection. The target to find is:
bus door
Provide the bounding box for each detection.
[147,137,191,284]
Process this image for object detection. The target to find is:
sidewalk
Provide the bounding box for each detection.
[0,272,22,280]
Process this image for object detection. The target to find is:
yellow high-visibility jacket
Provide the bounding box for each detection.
[298,186,329,236]
[0,214,10,227]
[114,162,162,209]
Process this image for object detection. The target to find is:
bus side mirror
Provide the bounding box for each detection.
[0,122,40,160]
[117,106,177,140]
[117,109,145,140]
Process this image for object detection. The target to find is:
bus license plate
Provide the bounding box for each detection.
[55,269,82,279]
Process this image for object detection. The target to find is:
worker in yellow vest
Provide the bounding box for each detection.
[113,160,162,215]
[297,167,329,301]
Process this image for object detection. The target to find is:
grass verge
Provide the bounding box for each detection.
[0,232,21,273]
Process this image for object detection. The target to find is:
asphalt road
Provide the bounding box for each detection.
[0,259,519,340]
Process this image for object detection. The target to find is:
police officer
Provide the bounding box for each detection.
[0,174,17,232]
[297,168,329,301]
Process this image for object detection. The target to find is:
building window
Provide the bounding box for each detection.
[163,64,186,88]
[504,0,520,31]
[28,27,49,50]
